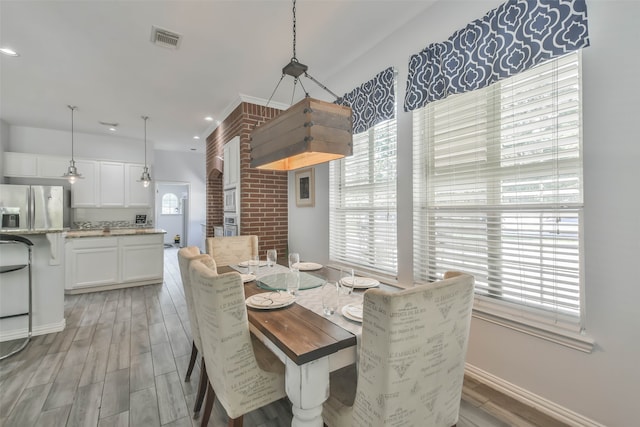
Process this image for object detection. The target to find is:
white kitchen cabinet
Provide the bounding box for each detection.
[65,233,163,293]
[3,152,38,177]
[124,164,151,207]
[4,152,152,209]
[71,160,99,207]
[120,234,163,282]
[223,136,240,189]
[65,237,119,289]
[38,155,71,179]
[99,162,125,207]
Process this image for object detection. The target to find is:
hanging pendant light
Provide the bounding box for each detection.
[139,115,152,188]
[250,0,352,171]
[62,105,83,184]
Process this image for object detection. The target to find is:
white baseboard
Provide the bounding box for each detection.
[465,363,605,427]
[0,319,66,342]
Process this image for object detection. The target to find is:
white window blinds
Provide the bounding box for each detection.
[330,118,397,277]
[413,52,584,329]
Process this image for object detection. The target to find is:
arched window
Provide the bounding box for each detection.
[161,193,180,215]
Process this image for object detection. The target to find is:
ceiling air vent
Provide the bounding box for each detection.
[150,26,182,49]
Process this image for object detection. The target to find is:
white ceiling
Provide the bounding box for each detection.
[0,0,436,153]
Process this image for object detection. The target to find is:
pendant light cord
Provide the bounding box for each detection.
[68,105,77,161]
[142,116,149,167]
[256,0,339,128]
[292,0,297,61]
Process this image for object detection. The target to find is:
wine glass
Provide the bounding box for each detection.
[267,249,277,268]
[288,252,300,272]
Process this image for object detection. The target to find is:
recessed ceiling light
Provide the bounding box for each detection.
[193,136,200,140]
[109,127,117,132]
[0,47,19,57]
[204,116,213,122]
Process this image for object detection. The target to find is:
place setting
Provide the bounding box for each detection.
[341,303,363,322]
[245,291,296,310]
[288,252,323,271]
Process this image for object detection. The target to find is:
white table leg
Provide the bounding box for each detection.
[286,356,329,427]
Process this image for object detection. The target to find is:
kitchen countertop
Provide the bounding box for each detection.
[65,228,167,238]
[0,229,66,235]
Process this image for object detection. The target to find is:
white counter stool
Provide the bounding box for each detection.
[0,234,34,360]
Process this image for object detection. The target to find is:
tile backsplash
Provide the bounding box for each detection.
[72,219,153,230]
[72,208,153,230]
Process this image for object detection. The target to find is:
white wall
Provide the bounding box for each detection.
[8,125,153,164]
[288,1,640,425]
[0,119,8,181]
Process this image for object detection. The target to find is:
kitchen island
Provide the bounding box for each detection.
[65,228,166,294]
[0,231,66,342]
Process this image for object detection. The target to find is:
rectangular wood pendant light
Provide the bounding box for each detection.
[250,97,353,171]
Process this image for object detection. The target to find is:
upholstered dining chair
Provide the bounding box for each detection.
[189,258,286,427]
[177,247,217,418]
[322,272,475,427]
[205,235,258,267]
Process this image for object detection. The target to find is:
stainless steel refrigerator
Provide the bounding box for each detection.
[0,184,64,232]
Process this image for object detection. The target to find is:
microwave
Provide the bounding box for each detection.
[224,188,237,212]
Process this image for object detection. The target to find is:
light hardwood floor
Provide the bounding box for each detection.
[0,247,568,427]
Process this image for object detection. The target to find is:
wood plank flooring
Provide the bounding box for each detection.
[0,247,569,427]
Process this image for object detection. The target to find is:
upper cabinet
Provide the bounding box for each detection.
[223,136,240,189]
[124,164,151,207]
[4,152,74,179]
[38,156,72,179]
[3,152,40,177]
[71,160,100,207]
[3,152,151,208]
[99,162,125,207]
[72,161,150,208]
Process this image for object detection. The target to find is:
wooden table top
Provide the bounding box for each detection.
[219,265,357,366]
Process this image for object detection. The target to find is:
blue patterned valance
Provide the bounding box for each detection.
[404,0,590,111]
[337,67,395,134]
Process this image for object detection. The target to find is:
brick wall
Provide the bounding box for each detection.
[205,102,289,258]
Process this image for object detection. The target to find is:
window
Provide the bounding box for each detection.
[329,117,397,277]
[413,52,585,338]
[161,193,180,215]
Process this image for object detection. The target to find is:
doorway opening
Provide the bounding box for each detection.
[155,182,190,248]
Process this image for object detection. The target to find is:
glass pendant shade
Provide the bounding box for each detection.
[140,166,151,188]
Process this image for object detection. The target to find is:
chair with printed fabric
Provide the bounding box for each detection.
[177,246,217,418]
[322,272,475,427]
[189,258,286,427]
[205,235,258,267]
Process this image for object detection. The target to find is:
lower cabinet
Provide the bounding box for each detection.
[65,234,163,293]
[120,235,164,283]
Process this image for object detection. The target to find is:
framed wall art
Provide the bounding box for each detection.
[295,167,315,207]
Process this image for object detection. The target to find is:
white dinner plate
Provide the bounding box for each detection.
[293,262,323,271]
[238,260,268,267]
[342,303,363,322]
[240,273,256,283]
[341,277,380,289]
[246,292,296,310]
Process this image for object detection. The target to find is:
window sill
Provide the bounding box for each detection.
[472,303,595,353]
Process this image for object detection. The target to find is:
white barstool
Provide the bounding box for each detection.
[0,234,34,360]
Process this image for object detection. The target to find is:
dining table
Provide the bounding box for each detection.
[219,262,391,427]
